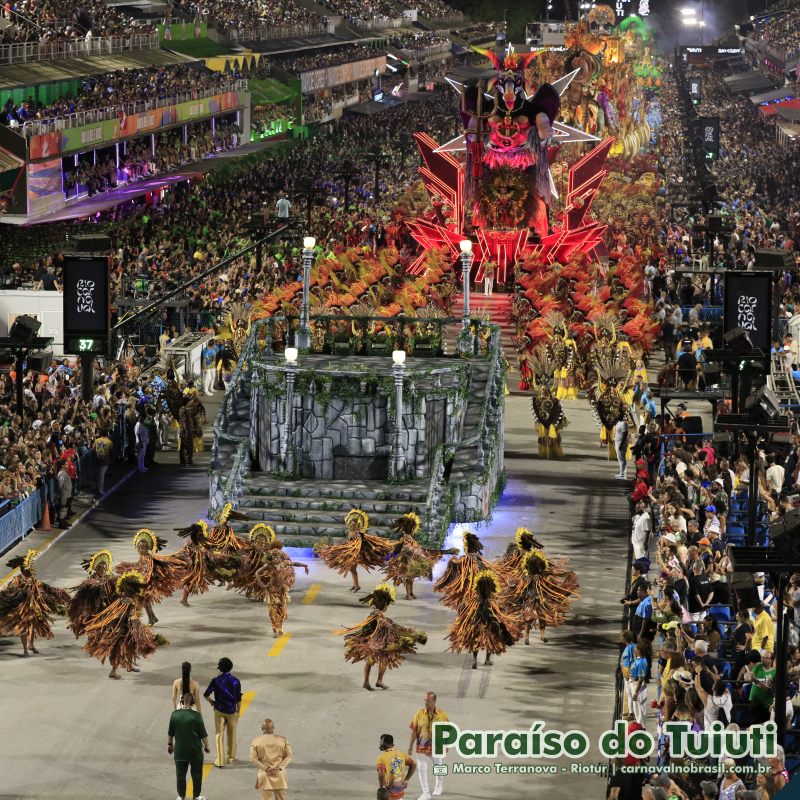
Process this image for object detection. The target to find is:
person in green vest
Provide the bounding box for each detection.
[168,692,210,800]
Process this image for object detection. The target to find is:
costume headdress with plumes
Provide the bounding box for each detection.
[523,550,550,576]
[391,512,421,537]
[516,528,542,551]
[360,582,396,608]
[7,548,39,574]
[529,344,557,382]
[593,312,617,343]
[249,523,276,544]
[115,570,146,596]
[133,528,167,552]
[345,508,369,532]
[215,503,248,524]
[543,311,568,337]
[175,521,209,545]
[82,549,113,573]
[462,530,483,554]
[473,569,500,595]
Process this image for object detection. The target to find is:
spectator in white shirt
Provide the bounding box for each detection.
[631,501,652,561]
[765,454,785,497]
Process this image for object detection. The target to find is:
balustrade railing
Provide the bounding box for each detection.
[19,79,247,139]
[0,31,159,67]
[227,22,327,42]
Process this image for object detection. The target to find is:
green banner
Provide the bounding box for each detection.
[61,118,120,154]
[158,21,207,42]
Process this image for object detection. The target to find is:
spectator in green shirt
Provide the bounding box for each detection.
[168,693,210,800]
[749,650,776,726]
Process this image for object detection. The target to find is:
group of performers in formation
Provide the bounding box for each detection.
[523,308,649,455]
[0,506,578,688]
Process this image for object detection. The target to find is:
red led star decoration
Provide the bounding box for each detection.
[406,134,614,283]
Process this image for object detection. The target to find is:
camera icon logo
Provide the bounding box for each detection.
[433,765,448,776]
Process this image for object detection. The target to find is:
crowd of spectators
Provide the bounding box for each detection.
[389,31,450,50]
[748,0,800,61]
[271,44,380,75]
[1,64,235,132]
[173,0,321,35]
[0,0,153,44]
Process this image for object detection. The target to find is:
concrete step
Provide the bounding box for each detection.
[230,520,400,541]
[238,494,427,515]
[235,504,424,525]
[242,478,428,502]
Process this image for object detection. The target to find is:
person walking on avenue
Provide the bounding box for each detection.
[204,656,242,767]
[376,733,416,800]
[168,692,210,800]
[201,339,217,396]
[134,412,149,473]
[173,661,202,711]
[614,417,629,480]
[249,718,293,800]
[483,260,495,296]
[57,460,72,528]
[408,692,448,799]
[93,428,113,500]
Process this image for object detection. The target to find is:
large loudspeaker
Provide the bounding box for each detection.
[27,351,51,372]
[70,234,112,253]
[9,314,41,345]
[754,248,794,270]
[734,587,762,610]
[681,415,703,436]
[723,272,772,352]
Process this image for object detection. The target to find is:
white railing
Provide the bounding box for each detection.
[355,16,403,30]
[226,22,326,42]
[18,79,248,139]
[0,31,159,65]
[401,41,451,59]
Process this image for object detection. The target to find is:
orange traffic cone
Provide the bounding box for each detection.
[39,500,51,531]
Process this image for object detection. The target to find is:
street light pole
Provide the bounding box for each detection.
[282,347,298,475]
[391,350,406,479]
[459,238,473,332]
[298,236,315,350]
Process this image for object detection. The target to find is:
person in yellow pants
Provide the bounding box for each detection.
[203,656,242,767]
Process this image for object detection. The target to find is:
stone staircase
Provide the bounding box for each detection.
[231,478,428,543]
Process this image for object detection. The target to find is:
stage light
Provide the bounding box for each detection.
[284,347,298,364]
[303,236,316,249]
[745,385,782,421]
[681,6,697,14]
[723,327,753,354]
[459,239,473,254]
[392,350,406,366]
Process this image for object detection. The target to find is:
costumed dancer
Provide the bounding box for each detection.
[67,549,116,638]
[0,549,70,656]
[173,520,218,607]
[544,312,580,400]
[335,582,427,691]
[447,570,523,670]
[496,528,544,574]
[84,570,160,679]
[383,512,456,600]
[433,529,507,611]
[318,508,392,592]
[178,388,205,466]
[207,502,248,554]
[587,358,633,463]
[115,528,182,625]
[528,344,568,456]
[253,535,309,638]
[501,549,580,646]
[227,523,277,602]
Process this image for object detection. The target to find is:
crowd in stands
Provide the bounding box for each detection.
[0,0,153,44]
[173,0,321,34]
[452,21,497,42]
[271,44,379,75]
[748,1,800,60]
[389,31,450,50]
[1,64,235,132]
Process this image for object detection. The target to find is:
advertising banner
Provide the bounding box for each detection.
[122,105,177,136]
[29,131,60,159]
[176,90,246,122]
[61,118,120,153]
[27,157,62,215]
[723,271,773,351]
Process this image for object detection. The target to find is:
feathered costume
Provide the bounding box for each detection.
[174,520,220,598]
[497,528,544,574]
[258,542,302,636]
[336,583,427,671]
[318,509,392,576]
[0,550,70,652]
[501,550,580,639]
[528,344,569,452]
[207,503,248,553]
[544,312,580,400]
[67,549,116,638]
[115,529,182,607]
[383,513,454,593]
[447,570,523,658]
[433,530,507,610]
[228,523,279,602]
[84,570,159,674]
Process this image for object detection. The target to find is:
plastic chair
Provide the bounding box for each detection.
[708,604,731,622]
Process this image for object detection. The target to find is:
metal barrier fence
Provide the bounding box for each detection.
[19,79,248,139]
[0,32,160,66]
